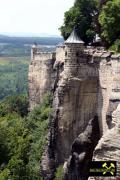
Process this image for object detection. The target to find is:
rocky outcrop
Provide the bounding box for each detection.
[91,127,120,180]
[89,103,120,180]
[63,116,100,180]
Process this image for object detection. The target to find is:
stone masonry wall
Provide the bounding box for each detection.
[28,50,55,110]
[56,46,65,63]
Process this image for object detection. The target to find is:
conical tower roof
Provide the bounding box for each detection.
[65,28,84,44]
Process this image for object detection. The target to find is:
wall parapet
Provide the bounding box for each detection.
[31,46,56,61]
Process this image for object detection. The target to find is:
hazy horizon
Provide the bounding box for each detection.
[0,32,63,37]
[0,0,74,36]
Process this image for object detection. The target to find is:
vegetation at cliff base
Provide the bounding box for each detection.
[60,0,120,52]
[0,93,52,179]
[55,165,63,180]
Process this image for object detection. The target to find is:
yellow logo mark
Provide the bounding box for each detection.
[102,162,115,175]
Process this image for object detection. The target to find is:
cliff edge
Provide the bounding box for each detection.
[28,29,120,179]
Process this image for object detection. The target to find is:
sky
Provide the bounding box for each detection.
[0,0,74,36]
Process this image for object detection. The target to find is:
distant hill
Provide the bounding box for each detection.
[0,34,9,38]
[0,32,62,38]
[0,36,63,46]
[0,35,63,57]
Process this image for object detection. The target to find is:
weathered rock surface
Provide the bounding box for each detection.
[63,116,100,180]
[28,49,55,110]
[89,103,120,180]
[28,42,120,179]
[39,43,100,179]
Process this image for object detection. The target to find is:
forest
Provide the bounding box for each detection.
[0,93,51,179]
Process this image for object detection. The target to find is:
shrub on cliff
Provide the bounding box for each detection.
[109,39,120,53]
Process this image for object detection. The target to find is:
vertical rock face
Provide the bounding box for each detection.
[54,41,99,163]
[98,54,120,134]
[47,42,99,168]
[90,104,120,180]
[41,51,100,179]
[91,54,120,179]
[55,76,98,162]
[28,38,120,179]
[63,116,100,180]
[91,127,120,180]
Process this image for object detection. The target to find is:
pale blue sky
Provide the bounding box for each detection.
[0,0,74,36]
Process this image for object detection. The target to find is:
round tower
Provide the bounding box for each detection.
[64,28,84,77]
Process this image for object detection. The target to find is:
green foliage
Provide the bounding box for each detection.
[0,93,52,179]
[55,165,63,180]
[0,57,29,100]
[60,0,120,51]
[109,39,120,53]
[0,94,28,117]
[60,0,98,44]
[0,113,30,180]
[99,0,120,47]
[25,93,52,178]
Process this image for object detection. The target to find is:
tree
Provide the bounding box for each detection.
[0,113,31,180]
[99,0,120,47]
[60,0,98,44]
[0,94,28,117]
[60,0,120,51]
[0,93,52,179]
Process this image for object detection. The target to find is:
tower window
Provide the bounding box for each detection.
[76,51,79,57]
[65,51,67,56]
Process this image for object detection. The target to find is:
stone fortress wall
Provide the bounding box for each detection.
[28,32,120,178]
[29,43,120,134]
[29,47,55,110]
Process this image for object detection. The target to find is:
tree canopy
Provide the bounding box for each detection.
[60,0,120,51]
[60,0,98,44]
[99,0,120,49]
[0,93,52,179]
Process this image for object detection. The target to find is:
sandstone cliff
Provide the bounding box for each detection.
[28,32,120,179]
[89,103,120,180]
[63,116,100,180]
